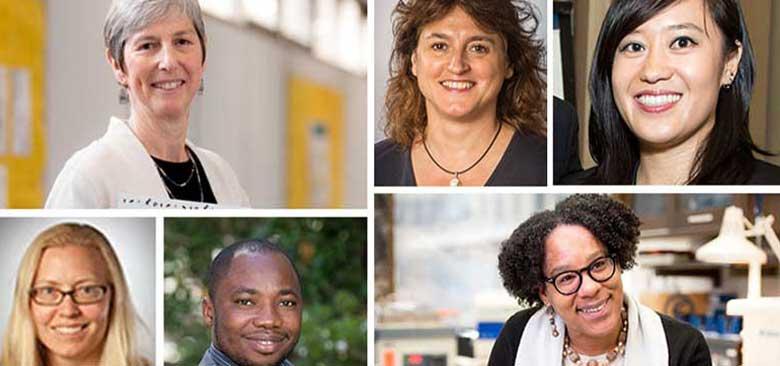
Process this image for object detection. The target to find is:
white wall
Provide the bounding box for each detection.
[0,218,156,360]
[373,0,547,141]
[45,1,366,208]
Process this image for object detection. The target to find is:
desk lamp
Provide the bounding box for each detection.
[695,206,780,366]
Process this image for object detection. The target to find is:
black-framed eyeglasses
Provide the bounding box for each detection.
[544,255,617,296]
[29,284,111,306]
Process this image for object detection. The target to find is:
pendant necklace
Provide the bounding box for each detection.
[422,122,502,186]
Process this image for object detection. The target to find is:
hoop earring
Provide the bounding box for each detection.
[198,78,204,95]
[548,306,559,337]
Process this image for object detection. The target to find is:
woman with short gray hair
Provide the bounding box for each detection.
[46,0,249,208]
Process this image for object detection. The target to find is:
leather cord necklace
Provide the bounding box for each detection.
[422,122,502,186]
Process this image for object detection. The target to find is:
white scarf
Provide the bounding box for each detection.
[515,293,668,366]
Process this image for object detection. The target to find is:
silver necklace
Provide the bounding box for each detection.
[155,148,196,187]
[155,148,205,202]
[422,122,502,186]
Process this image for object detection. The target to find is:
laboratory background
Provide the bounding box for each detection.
[0,0,367,208]
[552,0,780,169]
[375,193,780,366]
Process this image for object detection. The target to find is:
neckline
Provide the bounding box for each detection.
[407,128,519,186]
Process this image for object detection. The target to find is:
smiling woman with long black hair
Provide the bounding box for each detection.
[562,0,780,185]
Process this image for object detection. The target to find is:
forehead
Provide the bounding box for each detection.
[544,225,606,273]
[218,252,300,294]
[35,245,109,283]
[127,10,197,41]
[630,0,717,37]
[419,6,500,39]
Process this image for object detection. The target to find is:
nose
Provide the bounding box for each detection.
[157,43,178,71]
[639,46,672,84]
[57,296,82,317]
[447,48,470,74]
[251,303,282,329]
[577,272,601,297]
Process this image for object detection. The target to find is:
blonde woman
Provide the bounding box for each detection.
[1,223,149,366]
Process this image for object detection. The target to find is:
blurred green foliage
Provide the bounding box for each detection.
[164,218,367,366]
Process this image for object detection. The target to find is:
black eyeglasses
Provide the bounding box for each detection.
[29,284,111,306]
[544,255,617,296]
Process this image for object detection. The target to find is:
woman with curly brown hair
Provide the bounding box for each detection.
[491,194,710,365]
[375,0,546,186]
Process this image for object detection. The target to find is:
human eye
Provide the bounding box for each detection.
[670,36,698,49]
[175,37,194,46]
[34,286,59,296]
[556,272,578,285]
[469,43,490,54]
[38,286,57,294]
[280,299,298,308]
[235,298,255,306]
[618,41,645,54]
[136,42,155,51]
[591,258,609,271]
[431,42,447,52]
[75,285,104,299]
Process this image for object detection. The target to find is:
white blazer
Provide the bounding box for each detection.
[46,117,251,208]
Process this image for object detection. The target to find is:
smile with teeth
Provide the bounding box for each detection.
[53,324,87,334]
[441,80,474,90]
[577,298,608,314]
[152,80,185,90]
[636,93,681,107]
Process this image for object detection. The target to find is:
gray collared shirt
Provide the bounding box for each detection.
[199,343,294,366]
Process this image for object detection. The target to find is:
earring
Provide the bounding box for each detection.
[118,86,129,104]
[723,72,735,90]
[548,306,559,337]
[198,78,204,95]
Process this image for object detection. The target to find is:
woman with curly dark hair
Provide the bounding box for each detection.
[375,0,546,187]
[490,194,710,365]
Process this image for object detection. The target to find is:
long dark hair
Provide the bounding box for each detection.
[587,0,770,184]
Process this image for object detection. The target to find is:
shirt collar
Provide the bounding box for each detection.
[200,343,294,366]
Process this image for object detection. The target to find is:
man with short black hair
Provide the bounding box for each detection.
[199,239,302,366]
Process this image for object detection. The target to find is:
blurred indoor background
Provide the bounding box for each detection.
[553,0,780,168]
[0,0,367,208]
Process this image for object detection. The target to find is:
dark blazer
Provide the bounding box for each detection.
[553,97,582,184]
[374,130,546,186]
[488,306,711,366]
[560,158,780,185]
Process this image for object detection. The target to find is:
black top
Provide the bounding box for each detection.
[553,97,582,184]
[488,306,711,366]
[151,147,217,203]
[374,130,546,186]
[560,158,780,185]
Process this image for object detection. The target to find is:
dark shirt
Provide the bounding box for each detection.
[488,307,711,366]
[199,344,294,366]
[560,158,780,185]
[151,146,217,203]
[374,130,546,186]
[553,97,582,184]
